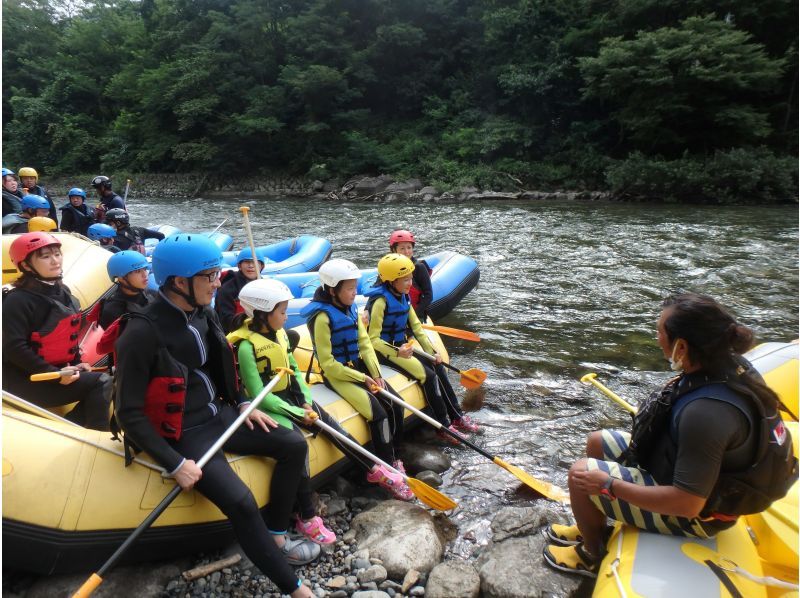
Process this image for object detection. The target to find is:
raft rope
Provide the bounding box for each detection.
[718,558,800,590]
[607,526,628,598]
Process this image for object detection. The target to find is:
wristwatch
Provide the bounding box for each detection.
[600,475,617,500]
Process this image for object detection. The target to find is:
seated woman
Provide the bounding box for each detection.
[544,293,797,578]
[99,250,157,330]
[2,232,112,430]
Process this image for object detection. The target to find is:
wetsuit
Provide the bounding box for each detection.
[2,214,30,234]
[215,271,250,333]
[366,284,462,426]
[2,188,23,216]
[113,225,164,253]
[60,202,96,236]
[99,286,157,330]
[114,293,306,594]
[95,192,126,222]
[410,256,433,322]
[301,287,404,464]
[2,279,112,430]
[25,184,58,223]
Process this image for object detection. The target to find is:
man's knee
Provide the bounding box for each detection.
[568,458,589,483]
[586,431,603,459]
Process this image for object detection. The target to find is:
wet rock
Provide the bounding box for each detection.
[400,444,451,474]
[491,506,554,542]
[425,561,481,598]
[415,470,443,487]
[352,501,449,577]
[418,186,439,200]
[327,497,348,516]
[354,175,394,197]
[358,564,388,584]
[351,496,381,511]
[331,476,358,498]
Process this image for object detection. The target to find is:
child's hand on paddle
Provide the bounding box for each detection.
[397,343,413,359]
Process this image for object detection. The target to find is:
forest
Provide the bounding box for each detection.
[3,0,797,202]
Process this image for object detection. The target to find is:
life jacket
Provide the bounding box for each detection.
[365,283,410,344]
[60,202,96,233]
[628,374,797,518]
[227,324,291,394]
[301,300,360,365]
[2,213,28,233]
[409,259,432,308]
[2,190,22,216]
[14,289,84,366]
[116,227,145,255]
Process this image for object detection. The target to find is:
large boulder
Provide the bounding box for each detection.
[350,501,450,577]
[353,175,394,197]
[425,561,481,598]
[400,444,451,475]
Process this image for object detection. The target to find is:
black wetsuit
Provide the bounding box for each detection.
[99,286,157,330]
[114,293,306,594]
[411,257,433,322]
[2,188,23,216]
[214,271,250,333]
[60,202,96,236]
[113,225,164,252]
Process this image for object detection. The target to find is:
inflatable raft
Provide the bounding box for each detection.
[277,250,480,328]
[220,235,333,275]
[145,224,234,254]
[593,341,799,598]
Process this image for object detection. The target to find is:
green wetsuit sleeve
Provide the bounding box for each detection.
[237,340,305,427]
[288,351,313,405]
[358,316,382,379]
[408,306,435,354]
[367,296,396,358]
[313,312,366,383]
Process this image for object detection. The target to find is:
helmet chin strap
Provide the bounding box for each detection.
[117,275,139,294]
[167,276,200,309]
[23,260,62,283]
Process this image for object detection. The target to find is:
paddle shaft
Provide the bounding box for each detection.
[123,179,131,203]
[72,369,289,597]
[210,217,229,235]
[389,342,461,375]
[420,324,480,342]
[580,374,637,414]
[238,206,261,280]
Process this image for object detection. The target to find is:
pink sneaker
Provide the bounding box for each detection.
[366,464,414,501]
[295,515,336,545]
[452,415,480,433]
[436,425,462,445]
[392,460,407,475]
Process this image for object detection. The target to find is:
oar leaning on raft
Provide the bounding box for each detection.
[387,342,487,390]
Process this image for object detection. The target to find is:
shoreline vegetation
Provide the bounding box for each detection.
[4,2,797,206]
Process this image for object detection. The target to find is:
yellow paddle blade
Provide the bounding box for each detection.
[30,371,66,381]
[460,368,487,389]
[420,324,481,342]
[493,457,570,503]
[406,477,458,511]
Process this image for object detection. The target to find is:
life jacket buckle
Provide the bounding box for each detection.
[167,382,186,393]
[165,403,183,414]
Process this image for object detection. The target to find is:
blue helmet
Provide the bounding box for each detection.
[236,246,265,265]
[107,250,150,281]
[2,168,15,178]
[152,234,222,286]
[88,223,117,240]
[21,194,50,211]
[68,187,87,198]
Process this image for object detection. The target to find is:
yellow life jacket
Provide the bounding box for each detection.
[227,322,291,393]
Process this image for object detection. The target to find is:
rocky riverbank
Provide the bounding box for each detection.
[4,436,588,598]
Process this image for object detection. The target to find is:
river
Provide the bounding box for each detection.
[128,197,798,561]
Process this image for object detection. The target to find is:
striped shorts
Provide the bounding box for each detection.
[587,430,711,538]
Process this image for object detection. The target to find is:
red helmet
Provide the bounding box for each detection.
[388,229,416,247]
[9,232,61,266]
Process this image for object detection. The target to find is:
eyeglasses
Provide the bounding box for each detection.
[195,270,222,283]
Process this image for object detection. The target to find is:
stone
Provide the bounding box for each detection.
[410,586,426,596]
[351,592,391,598]
[351,496,381,511]
[353,558,372,571]
[415,470,443,487]
[353,175,394,197]
[331,475,358,498]
[490,506,557,543]
[418,186,439,200]
[399,444,451,474]
[357,564,388,584]
[327,576,347,589]
[327,497,348,516]
[351,502,448,578]
[425,561,481,598]
[401,569,421,593]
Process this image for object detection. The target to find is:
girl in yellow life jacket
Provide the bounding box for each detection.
[227,278,337,545]
[300,259,413,501]
[366,254,480,442]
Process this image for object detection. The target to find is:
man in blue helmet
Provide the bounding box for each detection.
[214,246,265,332]
[112,234,319,597]
[99,250,156,330]
[2,194,52,233]
[60,188,95,236]
[2,168,23,216]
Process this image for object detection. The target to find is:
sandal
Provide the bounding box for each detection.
[366,464,414,501]
[295,515,337,545]
[542,542,600,578]
[452,415,480,433]
[280,536,321,566]
[545,523,583,546]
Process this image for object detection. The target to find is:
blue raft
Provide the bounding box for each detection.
[220,235,332,275]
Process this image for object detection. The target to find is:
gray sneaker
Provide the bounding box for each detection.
[281,536,321,566]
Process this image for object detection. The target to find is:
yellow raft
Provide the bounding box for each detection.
[1,233,452,574]
[594,342,799,598]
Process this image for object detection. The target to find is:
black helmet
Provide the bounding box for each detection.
[91,175,112,190]
[105,208,130,226]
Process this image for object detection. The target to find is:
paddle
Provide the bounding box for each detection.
[370,386,569,503]
[70,368,292,598]
[389,343,486,390]
[302,411,456,511]
[238,206,261,280]
[580,373,637,415]
[2,391,82,426]
[30,367,108,381]
[209,217,229,236]
[420,324,480,342]
[122,179,132,204]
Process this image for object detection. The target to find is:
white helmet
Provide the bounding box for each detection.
[238,279,294,317]
[318,259,361,288]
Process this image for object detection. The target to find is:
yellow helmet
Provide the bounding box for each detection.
[28,217,57,232]
[18,167,38,181]
[377,253,415,282]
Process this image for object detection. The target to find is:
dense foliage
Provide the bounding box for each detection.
[3,0,797,202]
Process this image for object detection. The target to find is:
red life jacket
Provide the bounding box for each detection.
[409,260,432,309]
[29,294,83,366]
[234,299,244,315]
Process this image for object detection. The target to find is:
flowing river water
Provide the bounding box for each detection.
[129,197,798,563]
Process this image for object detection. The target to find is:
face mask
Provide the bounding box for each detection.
[669,342,684,372]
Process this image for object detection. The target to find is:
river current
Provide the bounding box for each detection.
[128,197,798,560]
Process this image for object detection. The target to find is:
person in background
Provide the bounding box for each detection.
[215,247,265,333]
[300,259,413,501]
[99,250,156,330]
[2,232,112,430]
[2,194,52,234]
[28,217,57,232]
[60,188,95,236]
[543,293,797,578]
[18,167,58,223]
[91,175,126,222]
[87,223,120,253]
[388,230,432,323]
[2,168,23,216]
[113,234,318,595]
[105,208,164,254]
